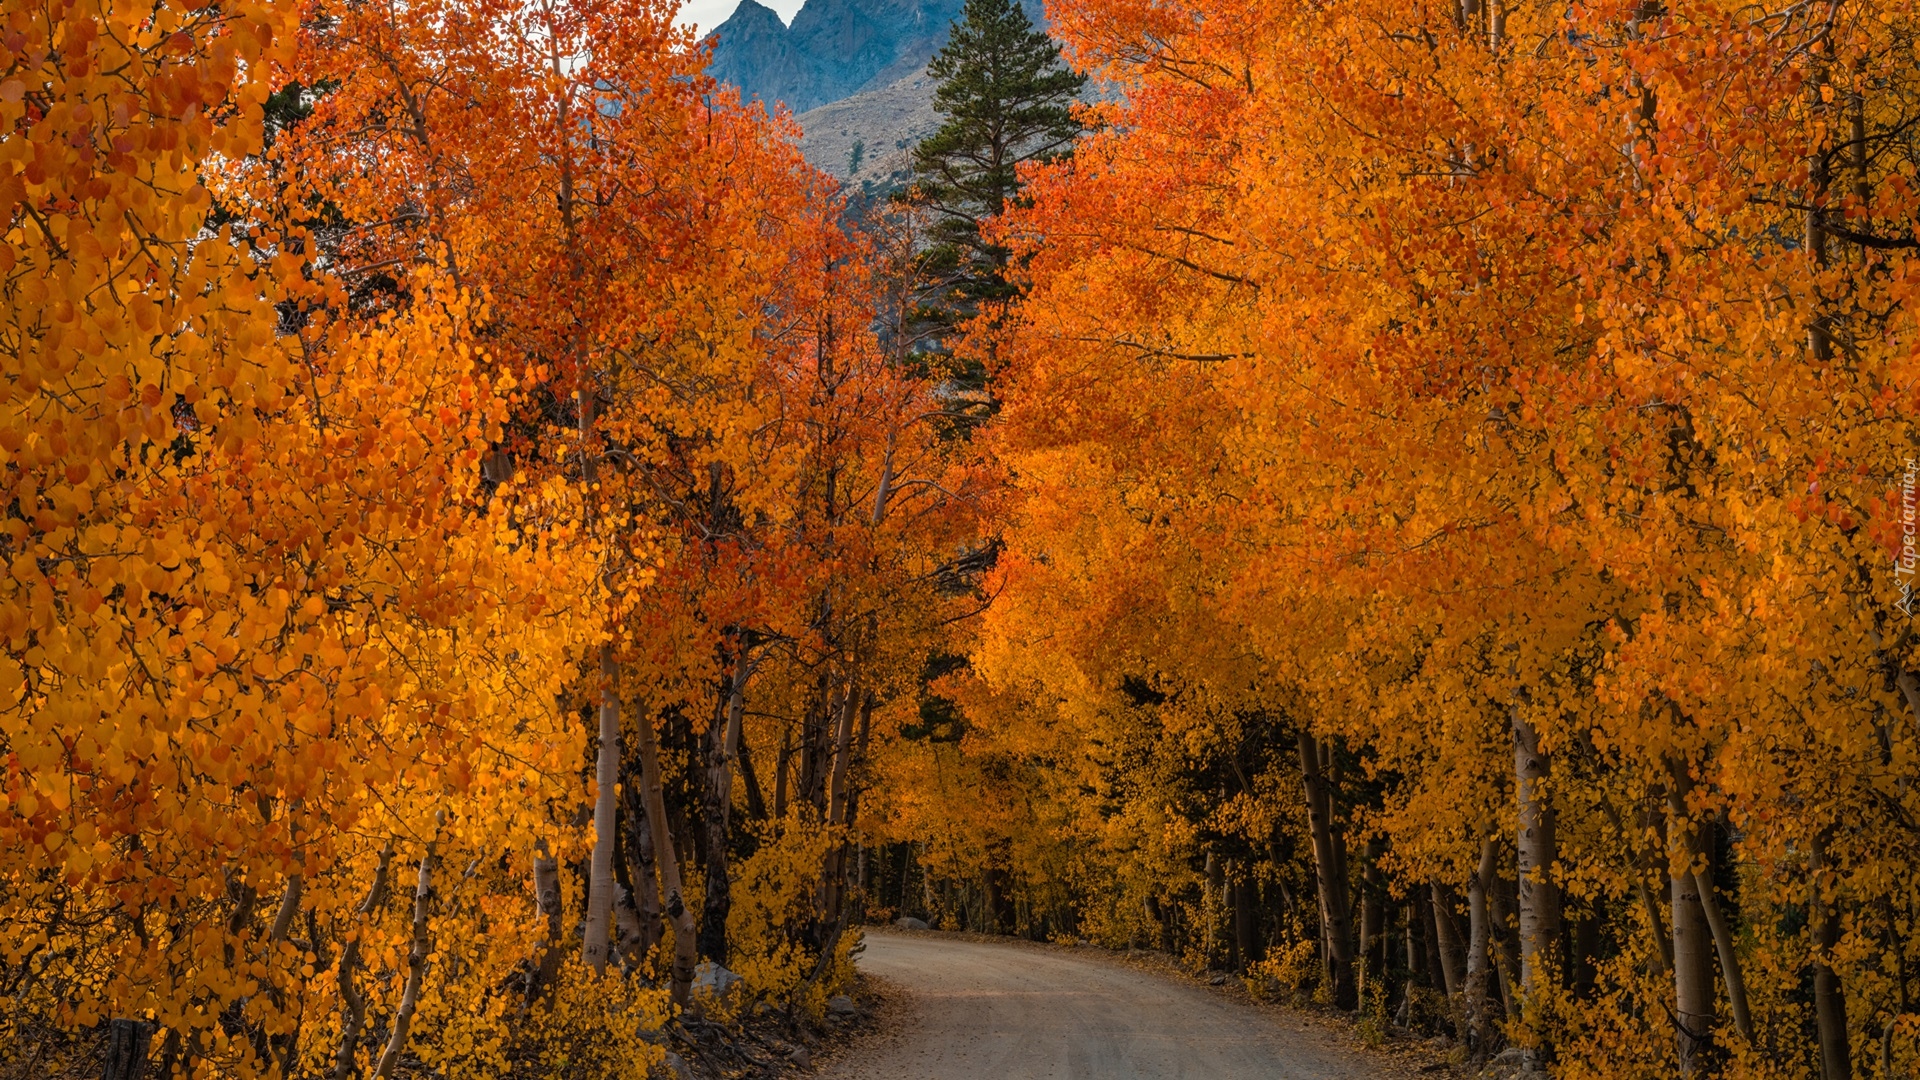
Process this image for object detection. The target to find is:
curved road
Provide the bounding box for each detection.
[826,932,1386,1080]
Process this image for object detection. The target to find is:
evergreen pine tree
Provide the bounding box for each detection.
[907,0,1085,368]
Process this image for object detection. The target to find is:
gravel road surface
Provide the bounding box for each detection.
[824,931,1387,1079]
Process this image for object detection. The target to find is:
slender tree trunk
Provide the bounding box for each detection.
[825,684,860,826]
[1601,795,1674,976]
[1147,893,1174,953]
[738,724,769,821]
[1361,839,1388,997]
[799,671,832,813]
[332,846,393,1080]
[1640,805,1675,978]
[635,706,698,1006]
[774,726,791,820]
[1206,852,1224,963]
[1663,760,1752,1044]
[612,884,645,966]
[268,874,302,946]
[1431,881,1465,998]
[1512,711,1559,997]
[1466,837,1497,1054]
[620,772,662,956]
[103,1020,153,1080]
[582,643,620,973]
[1670,833,1715,1074]
[1689,864,1751,1038]
[1571,910,1601,999]
[1329,760,1351,900]
[825,682,859,821]
[547,0,619,976]
[1624,0,1661,190]
[1297,731,1356,1009]
[821,682,863,925]
[1456,0,1480,37]
[373,839,436,1078]
[1408,895,1427,987]
[525,839,565,1007]
[1805,60,1834,360]
[1234,869,1260,969]
[609,788,644,966]
[700,648,754,965]
[259,869,305,1076]
[1486,864,1522,1017]
[1811,830,1852,1080]
[845,693,877,828]
[1685,817,1752,1043]
[984,851,1012,935]
[567,197,619,965]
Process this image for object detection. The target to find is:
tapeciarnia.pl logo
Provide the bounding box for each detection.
[1899,458,1917,617]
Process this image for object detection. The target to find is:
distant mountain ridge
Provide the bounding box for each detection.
[705,0,967,115]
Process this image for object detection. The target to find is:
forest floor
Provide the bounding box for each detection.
[813,929,1452,1079]
[657,967,893,1079]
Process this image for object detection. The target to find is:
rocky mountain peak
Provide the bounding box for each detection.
[705,0,966,114]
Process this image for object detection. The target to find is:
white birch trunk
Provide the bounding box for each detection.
[1668,780,1715,1074]
[1512,711,1559,996]
[582,642,620,973]
[373,840,436,1078]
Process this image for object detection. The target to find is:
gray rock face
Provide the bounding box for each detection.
[792,64,940,188]
[893,916,931,930]
[705,0,978,114]
[827,994,858,1016]
[705,1,832,112]
[693,960,742,999]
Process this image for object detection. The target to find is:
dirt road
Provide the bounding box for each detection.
[824,932,1388,1079]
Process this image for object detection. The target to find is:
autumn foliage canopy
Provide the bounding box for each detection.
[901,0,1920,1075]
[2,0,988,1076]
[8,0,1920,1076]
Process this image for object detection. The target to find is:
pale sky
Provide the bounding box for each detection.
[674,0,806,35]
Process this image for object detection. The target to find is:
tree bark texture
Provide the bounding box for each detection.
[1361,838,1388,996]
[332,845,393,1080]
[1430,881,1465,999]
[103,1019,153,1080]
[1812,830,1852,1080]
[635,705,699,1006]
[1512,711,1559,996]
[1466,837,1497,1053]
[1671,851,1715,1074]
[700,647,754,965]
[582,644,621,973]
[373,840,436,1078]
[1688,838,1753,1042]
[620,773,662,957]
[1297,731,1356,1010]
[820,683,864,927]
